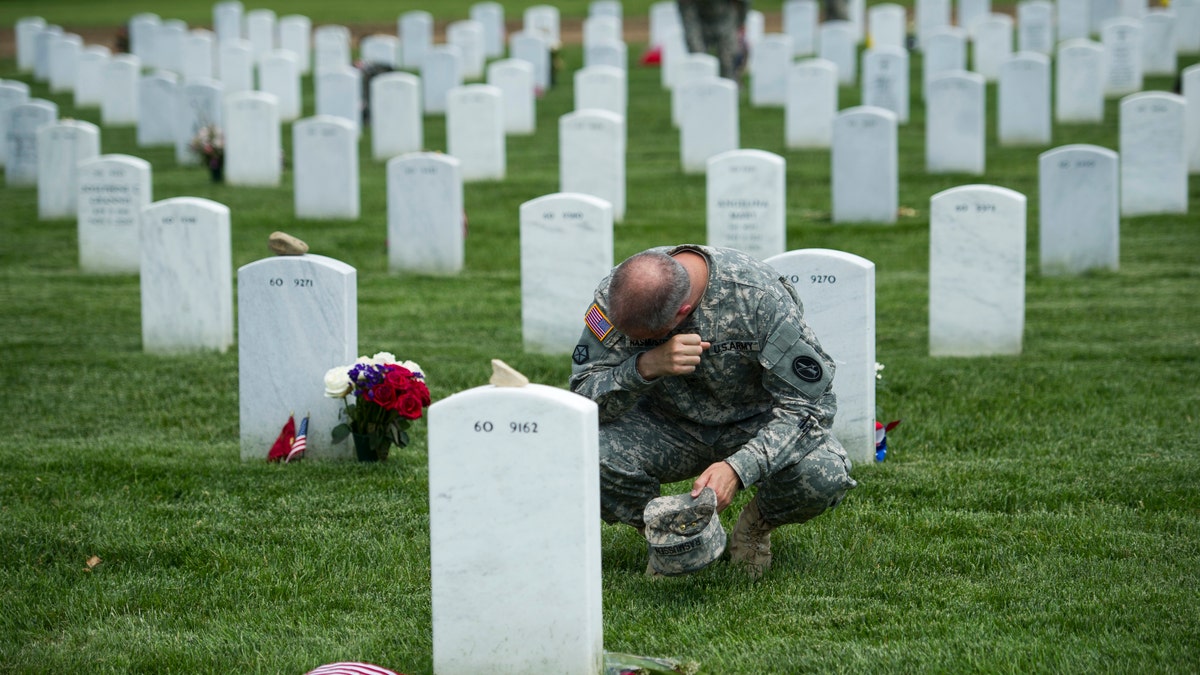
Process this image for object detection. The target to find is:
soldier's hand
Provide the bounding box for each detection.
[636,334,711,380]
[691,461,741,512]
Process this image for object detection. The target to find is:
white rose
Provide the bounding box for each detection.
[401,360,424,379]
[371,351,397,364]
[323,366,352,398]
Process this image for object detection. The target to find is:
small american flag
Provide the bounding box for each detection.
[305,663,401,675]
[585,303,613,340]
[286,414,308,462]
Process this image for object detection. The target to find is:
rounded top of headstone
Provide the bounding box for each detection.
[268,231,308,255]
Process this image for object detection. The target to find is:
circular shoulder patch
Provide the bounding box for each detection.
[792,355,823,383]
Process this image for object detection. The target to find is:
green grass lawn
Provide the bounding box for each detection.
[1,5,1199,673]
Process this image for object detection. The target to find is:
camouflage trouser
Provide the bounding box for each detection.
[677,0,749,79]
[599,400,857,529]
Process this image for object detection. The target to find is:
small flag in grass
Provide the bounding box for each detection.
[268,414,296,462]
[286,414,308,462]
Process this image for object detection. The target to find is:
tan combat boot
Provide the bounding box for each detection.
[729,496,774,579]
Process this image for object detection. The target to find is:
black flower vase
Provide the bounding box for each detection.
[209,161,224,183]
[352,432,391,462]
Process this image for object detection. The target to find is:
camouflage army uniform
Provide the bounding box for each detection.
[677,0,750,80]
[569,245,857,530]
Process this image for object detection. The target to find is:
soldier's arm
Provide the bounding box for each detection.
[722,291,837,488]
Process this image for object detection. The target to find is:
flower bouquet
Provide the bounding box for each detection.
[188,124,225,181]
[324,352,431,461]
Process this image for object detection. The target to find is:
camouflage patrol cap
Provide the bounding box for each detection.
[644,487,726,576]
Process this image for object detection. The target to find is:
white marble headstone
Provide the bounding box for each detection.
[1120,92,1187,216]
[48,33,82,94]
[128,14,159,65]
[832,107,898,223]
[868,3,907,50]
[524,5,562,49]
[1016,0,1055,54]
[315,67,362,136]
[750,34,793,107]
[1038,145,1120,275]
[37,120,100,219]
[217,39,255,94]
[313,25,351,74]
[1141,10,1176,76]
[447,84,506,181]
[278,15,312,74]
[75,46,111,108]
[659,27,688,90]
[585,40,629,71]
[972,14,1014,81]
[213,1,243,44]
[487,59,536,136]
[156,20,188,75]
[429,383,601,675]
[819,21,858,86]
[998,53,1051,146]
[679,78,739,174]
[783,0,818,55]
[245,9,276,64]
[175,79,224,164]
[862,47,910,124]
[929,185,1026,356]
[387,152,465,275]
[471,2,507,59]
[926,71,986,174]
[33,25,63,83]
[560,109,626,222]
[786,59,837,149]
[447,20,486,80]
[4,99,57,187]
[259,50,301,121]
[1175,0,1200,53]
[400,11,434,70]
[423,46,464,115]
[959,0,992,34]
[520,193,614,354]
[1102,18,1142,97]
[766,249,876,464]
[650,1,682,48]
[371,72,425,160]
[223,91,281,186]
[583,15,621,49]
[182,30,216,83]
[672,53,719,126]
[15,17,46,72]
[1094,0,1121,30]
[1056,40,1105,123]
[0,80,31,167]
[77,154,152,274]
[140,197,233,354]
[238,254,357,461]
[360,34,399,68]
[293,116,360,220]
[102,55,140,126]
[707,150,786,259]
[922,27,967,95]
[574,65,627,119]
[915,0,952,50]
[511,32,551,94]
[1185,65,1200,174]
[137,71,179,147]
[1057,0,1091,41]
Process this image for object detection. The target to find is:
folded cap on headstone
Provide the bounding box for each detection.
[644,487,726,576]
[268,231,308,255]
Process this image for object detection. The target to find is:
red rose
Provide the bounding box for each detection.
[412,381,431,406]
[396,391,424,419]
[372,382,398,408]
[385,365,413,392]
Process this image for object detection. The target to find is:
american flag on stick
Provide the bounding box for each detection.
[286,414,309,462]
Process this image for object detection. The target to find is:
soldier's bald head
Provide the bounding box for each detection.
[609,251,691,338]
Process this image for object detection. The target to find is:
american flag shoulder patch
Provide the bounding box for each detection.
[585,303,613,340]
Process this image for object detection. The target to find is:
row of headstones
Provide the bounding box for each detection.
[749,22,1190,124]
